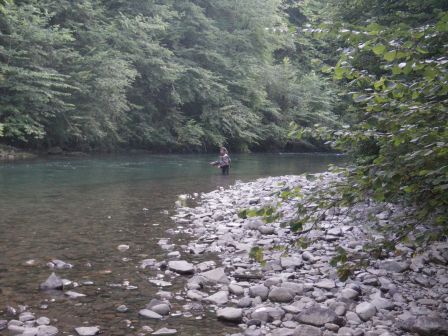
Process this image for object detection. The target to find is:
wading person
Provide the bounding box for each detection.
[210,147,231,175]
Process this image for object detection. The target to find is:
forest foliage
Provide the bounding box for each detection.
[0,0,340,152]
[287,0,448,276]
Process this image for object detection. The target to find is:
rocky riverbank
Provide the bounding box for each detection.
[170,172,448,336]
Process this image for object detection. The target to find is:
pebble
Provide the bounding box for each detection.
[152,328,177,335]
[75,326,100,336]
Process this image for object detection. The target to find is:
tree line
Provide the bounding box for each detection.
[0,0,340,152]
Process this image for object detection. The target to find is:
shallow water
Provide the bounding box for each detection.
[0,153,344,335]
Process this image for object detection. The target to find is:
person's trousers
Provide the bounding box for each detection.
[221,165,229,175]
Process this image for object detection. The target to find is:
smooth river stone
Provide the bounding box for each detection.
[204,291,229,306]
[216,307,243,323]
[249,284,269,301]
[167,260,194,275]
[37,325,58,336]
[268,287,294,303]
[75,327,100,336]
[295,306,338,326]
[139,309,163,319]
[355,302,377,321]
[200,267,229,284]
[152,328,177,335]
[315,279,336,289]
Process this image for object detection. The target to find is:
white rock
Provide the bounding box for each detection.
[152,327,177,335]
[117,244,130,252]
[65,291,86,299]
[138,309,163,320]
[75,327,100,336]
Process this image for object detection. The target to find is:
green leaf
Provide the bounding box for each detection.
[383,50,397,62]
[334,66,345,79]
[436,20,448,32]
[424,67,438,81]
[249,247,264,264]
[321,65,333,74]
[372,44,386,56]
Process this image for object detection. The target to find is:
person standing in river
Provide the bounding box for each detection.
[210,146,231,175]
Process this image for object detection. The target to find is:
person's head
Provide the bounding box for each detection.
[220,146,228,155]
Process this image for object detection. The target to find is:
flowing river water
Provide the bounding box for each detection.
[0,153,344,335]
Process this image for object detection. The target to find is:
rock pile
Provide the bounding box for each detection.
[171,173,448,336]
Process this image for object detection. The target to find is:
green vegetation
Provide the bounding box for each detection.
[0,0,339,152]
[288,0,448,278]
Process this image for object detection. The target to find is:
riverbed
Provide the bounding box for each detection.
[0,153,344,335]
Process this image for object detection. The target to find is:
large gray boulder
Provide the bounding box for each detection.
[295,306,339,326]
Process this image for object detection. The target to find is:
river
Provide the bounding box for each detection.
[0,153,344,335]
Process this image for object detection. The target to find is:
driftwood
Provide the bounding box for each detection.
[232,273,263,280]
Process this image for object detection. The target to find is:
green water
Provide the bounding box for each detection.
[0,153,344,335]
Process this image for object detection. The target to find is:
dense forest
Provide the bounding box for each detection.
[0,0,342,152]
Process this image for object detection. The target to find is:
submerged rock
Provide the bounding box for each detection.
[117,244,130,252]
[40,273,63,290]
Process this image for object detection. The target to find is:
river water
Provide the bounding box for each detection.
[0,153,344,335]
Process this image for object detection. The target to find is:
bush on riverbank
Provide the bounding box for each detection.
[289,0,447,262]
